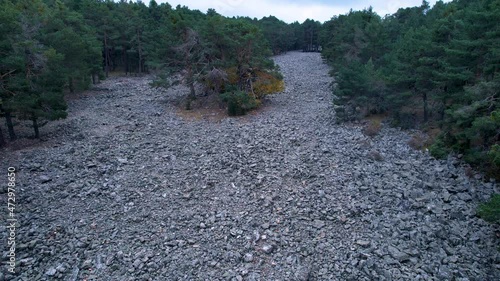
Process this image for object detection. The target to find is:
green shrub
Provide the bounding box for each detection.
[463,149,486,167]
[220,91,258,116]
[429,137,451,159]
[478,194,500,223]
[489,144,500,167]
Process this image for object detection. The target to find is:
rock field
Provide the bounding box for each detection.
[1,51,499,280]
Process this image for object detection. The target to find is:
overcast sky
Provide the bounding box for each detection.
[156,0,449,23]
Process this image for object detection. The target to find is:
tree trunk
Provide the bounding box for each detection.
[0,124,5,148]
[310,28,313,51]
[104,32,109,78]
[423,92,428,123]
[237,64,244,91]
[185,81,196,110]
[92,73,97,85]
[32,116,39,139]
[189,81,196,99]
[188,67,196,99]
[69,77,74,93]
[137,29,143,74]
[439,100,445,121]
[184,56,196,109]
[4,110,16,141]
[123,46,128,75]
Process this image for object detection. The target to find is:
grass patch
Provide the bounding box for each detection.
[478,194,500,223]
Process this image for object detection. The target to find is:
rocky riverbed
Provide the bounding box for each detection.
[1,51,499,280]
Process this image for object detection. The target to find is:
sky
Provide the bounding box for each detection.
[157,0,449,23]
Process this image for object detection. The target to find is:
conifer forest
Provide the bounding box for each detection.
[1,0,499,280]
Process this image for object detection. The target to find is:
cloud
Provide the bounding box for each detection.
[158,0,448,23]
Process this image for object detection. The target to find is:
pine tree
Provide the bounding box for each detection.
[257,16,293,55]
[79,0,116,77]
[6,0,68,138]
[0,122,5,147]
[0,0,24,141]
[44,0,101,92]
[389,27,437,123]
[143,0,175,71]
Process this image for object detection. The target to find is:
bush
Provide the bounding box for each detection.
[463,149,486,167]
[478,194,500,223]
[486,144,500,179]
[489,144,500,167]
[362,120,382,138]
[220,91,258,116]
[429,137,451,159]
[252,70,285,99]
[408,134,426,150]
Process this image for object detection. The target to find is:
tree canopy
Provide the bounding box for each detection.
[320,0,500,178]
[1,0,319,143]
[3,0,496,181]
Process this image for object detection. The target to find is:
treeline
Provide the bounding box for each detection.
[320,0,500,178]
[0,0,321,146]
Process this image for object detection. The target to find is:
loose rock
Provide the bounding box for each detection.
[0,52,497,281]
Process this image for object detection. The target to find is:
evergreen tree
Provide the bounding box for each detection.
[257,16,293,55]
[4,0,68,138]
[44,0,101,92]
[302,19,321,52]
[0,0,22,141]
[79,0,116,77]
[144,0,176,71]
[389,27,436,123]
[321,0,499,176]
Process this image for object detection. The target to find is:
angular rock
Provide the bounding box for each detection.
[387,246,410,262]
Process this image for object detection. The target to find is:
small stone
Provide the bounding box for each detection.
[387,246,409,262]
[39,175,52,183]
[313,220,325,229]
[200,222,206,229]
[356,240,371,247]
[117,157,128,164]
[133,259,142,268]
[437,265,453,279]
[262,223,270,229]
[458,193,472,202]
[295,265,311,280]
[449,256,458,263]
[56,264,67,273]
[82,259,92,269]
[442,190,451,203]
[45,267,57,276]
[230,228,238,236]
[244,253,254,262]
[262,244,274,254]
